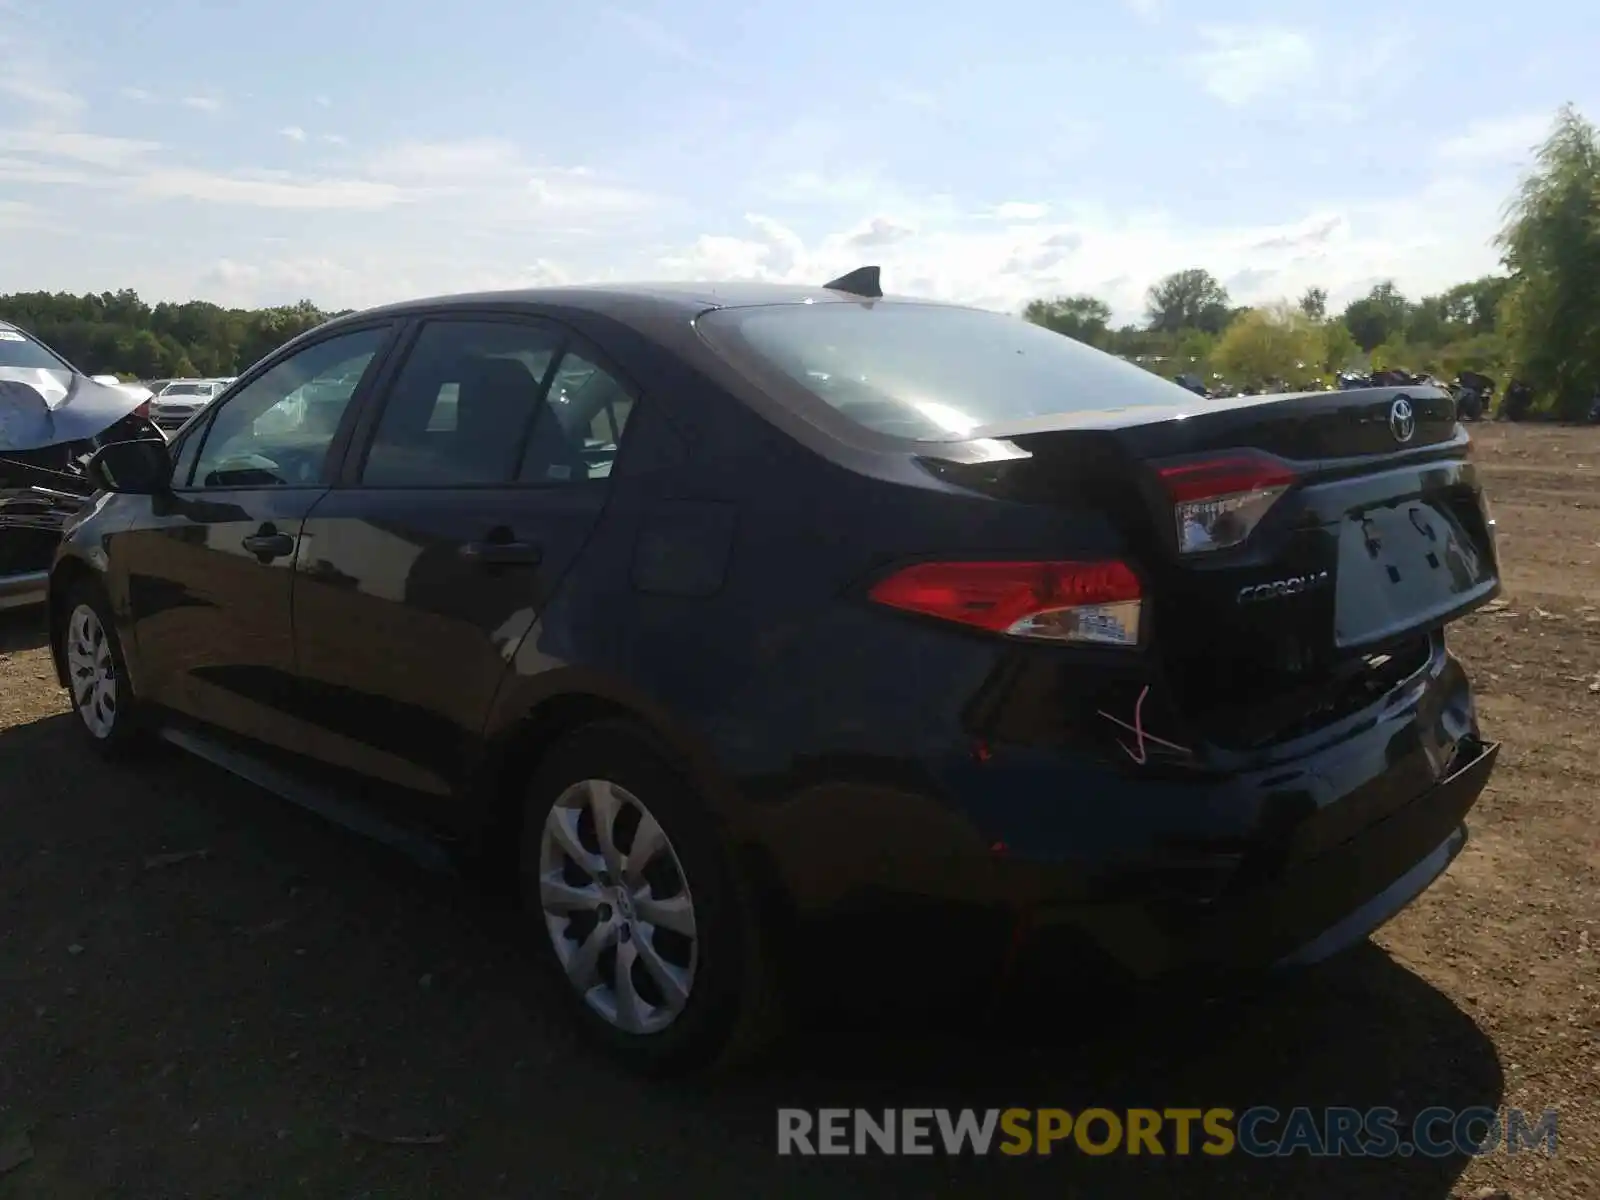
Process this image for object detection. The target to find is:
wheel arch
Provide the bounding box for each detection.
[470,675,795,939]
[472,675,719,862]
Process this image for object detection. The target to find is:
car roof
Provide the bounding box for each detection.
[338,281,973,325]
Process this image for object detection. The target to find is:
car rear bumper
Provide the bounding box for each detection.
[1007,738,1495,993]
[753,644,1494,1007]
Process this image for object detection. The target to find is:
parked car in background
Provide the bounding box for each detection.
[149,378,228,432]
[0,319,162,610]
[47,272,1502,1075]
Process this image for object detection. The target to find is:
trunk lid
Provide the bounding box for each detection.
[923,385,1499,749]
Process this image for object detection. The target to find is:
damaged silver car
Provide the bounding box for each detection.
[0,320,163,610]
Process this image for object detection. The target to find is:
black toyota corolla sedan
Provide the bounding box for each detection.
[47,271,1501,1074]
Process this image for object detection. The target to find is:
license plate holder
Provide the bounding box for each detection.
[1333,499,1493,648]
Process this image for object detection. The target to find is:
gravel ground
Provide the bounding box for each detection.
[1,422,1596,1199]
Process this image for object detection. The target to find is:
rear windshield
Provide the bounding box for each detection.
[0,329,71,372]
[695,302,1192,441]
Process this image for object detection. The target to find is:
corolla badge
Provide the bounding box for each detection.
[1389,397,1416,443]
[1237,569,1331,604]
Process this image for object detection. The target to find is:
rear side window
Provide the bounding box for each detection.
[520,350,635,483]
[696,302,1194,441]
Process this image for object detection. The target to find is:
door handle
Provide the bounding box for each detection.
[242,526,296,560]
[459,539,542,566]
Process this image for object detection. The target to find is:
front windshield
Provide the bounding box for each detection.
[0,329,72,373]
[161,383,210,397]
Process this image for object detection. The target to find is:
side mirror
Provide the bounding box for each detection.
[86,438,173,495]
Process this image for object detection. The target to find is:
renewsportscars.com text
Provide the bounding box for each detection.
[776,1106,1559,1158]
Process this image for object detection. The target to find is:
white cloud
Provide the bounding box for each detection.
[846,215,917,248]
[1187,26,1317,106]
[0,199,38,228]
[320,133,347,146]
[134,168,408,211]
[0,156,97,186]
[0,24,82,122]
[1437,113,1551,163]
[659,234,774,279]
[358,139,656,213]
[120,87,153,103]
[1123,0,1160,23]
[647,169,1506,324]
[279,126,307,143]
[994,202,1050,221]
[526,168,655,213]
[182,96,223,113]
[362,137,522,182]
[0,130,159,167]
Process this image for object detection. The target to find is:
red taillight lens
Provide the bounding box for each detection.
[132,400,150,419]
[1156,451,1298,554]
[868,560,1143,646]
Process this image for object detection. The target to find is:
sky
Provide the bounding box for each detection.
[1,0,1596,323]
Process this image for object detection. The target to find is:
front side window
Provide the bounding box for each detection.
[361,320,563,486]
[696,302,1197,442]
[190,326,388,488]
[168,415,208,487]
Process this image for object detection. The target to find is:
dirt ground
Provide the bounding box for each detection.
[1,423,1597,1199]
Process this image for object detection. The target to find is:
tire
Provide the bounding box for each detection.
[518,721,781,1076]
[62,583,150,758]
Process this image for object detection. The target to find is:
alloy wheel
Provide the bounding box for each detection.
[537,778,699,1035]
[66,603,117,740]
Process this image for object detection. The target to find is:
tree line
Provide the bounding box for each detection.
[1024,104,1600,419]
[0,291,345,381]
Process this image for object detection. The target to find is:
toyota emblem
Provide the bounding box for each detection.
[1389,396,1416,443]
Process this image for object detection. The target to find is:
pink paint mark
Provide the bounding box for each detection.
[1096,685,1193,765]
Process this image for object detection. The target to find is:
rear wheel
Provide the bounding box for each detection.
[63,585,149,757]
[519,722,779,1075]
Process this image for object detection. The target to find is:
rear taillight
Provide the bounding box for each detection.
[1156,451,1298,555]
[868,560,1143,647]
[132,400,150,419]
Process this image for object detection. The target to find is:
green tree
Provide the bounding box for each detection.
[1175,329,1217,371]
[1342,281,1411,351]
[1022,294,1112,346]
[1406,295,1451,346]
[1212,303,1323,386]
[1440,276,1509,334]
[1496,104,1600,419]
[1320,321,1361,373]
[1298,286,1328,321]
[1145,269,1232,334]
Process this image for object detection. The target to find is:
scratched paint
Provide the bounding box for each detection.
[1096,685,1194,765]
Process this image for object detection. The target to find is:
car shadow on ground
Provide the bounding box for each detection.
[0,710,1502,1200]
[0,606,49,653]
